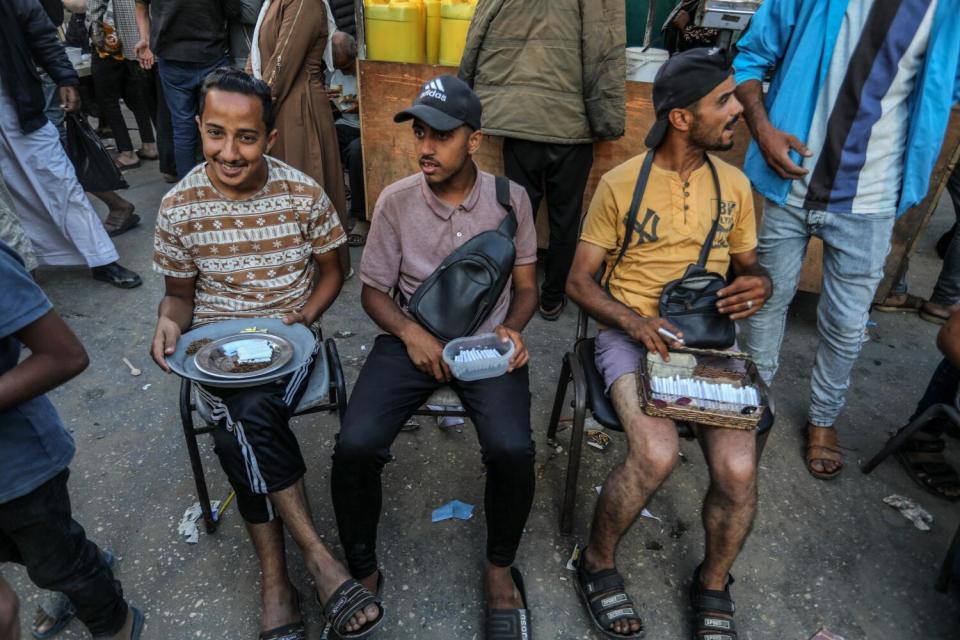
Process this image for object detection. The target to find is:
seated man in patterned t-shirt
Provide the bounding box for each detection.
[149,68,382,640]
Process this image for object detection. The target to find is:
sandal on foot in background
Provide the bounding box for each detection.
[805,424,844,480]
[689,565,737,640]
[895,431,960,501]
[573,548,644,638]
[873,293,925,313]
[486,567,532,640]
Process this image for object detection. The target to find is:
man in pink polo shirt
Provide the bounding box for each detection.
[331,75,539,639]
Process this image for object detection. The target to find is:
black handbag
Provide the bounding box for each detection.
[64,114,129,193]
[405,176,517,342]
[603,150,734,349]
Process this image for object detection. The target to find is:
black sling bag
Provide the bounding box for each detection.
[405,176,518,342]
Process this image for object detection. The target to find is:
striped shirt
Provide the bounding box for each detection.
[153,156,345,326]
[787,0,937,214]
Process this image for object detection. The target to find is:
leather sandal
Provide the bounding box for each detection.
[805,425,843,480]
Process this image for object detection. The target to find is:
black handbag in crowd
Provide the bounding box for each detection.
[603,149,735,349]
[405,176,517,342]
[64,113,129,193]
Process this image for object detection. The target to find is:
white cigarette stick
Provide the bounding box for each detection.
[657,327,684,344]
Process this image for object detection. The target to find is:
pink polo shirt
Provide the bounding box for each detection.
[360,167,537,335]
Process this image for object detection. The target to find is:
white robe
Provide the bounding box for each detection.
[0,80,118,268]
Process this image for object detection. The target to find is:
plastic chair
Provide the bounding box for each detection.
[179,337,347,533]
[545,301,775,535]
[861,385,960,591]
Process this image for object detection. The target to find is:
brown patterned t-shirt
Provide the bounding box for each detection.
[153,156,346,325]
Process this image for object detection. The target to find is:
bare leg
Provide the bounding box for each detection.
[246,518,300,632]
[695,425,758,590]
[583,373,678,636]
[268,480,379,634]
[485,562,523,610]
[0,576,19,640]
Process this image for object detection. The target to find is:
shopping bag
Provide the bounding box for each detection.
[64,113,128,192]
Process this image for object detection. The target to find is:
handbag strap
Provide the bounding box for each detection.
[695,157,723,268]
[603,150,655,293]
[495,175,518,238]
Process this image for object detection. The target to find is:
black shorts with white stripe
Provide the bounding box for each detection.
[197,348,317,523]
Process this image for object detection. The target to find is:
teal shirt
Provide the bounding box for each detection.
[733,0,960,216]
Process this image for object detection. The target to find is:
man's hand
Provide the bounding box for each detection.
[754,121,812,179]
[402,324,450,382]
[717,275,772,320]
[494,324,528,372]
[135,40,155,69]
[58,86,80,113]
[150,317,182,373]
[623,316,684,362]
[282,310,312,326]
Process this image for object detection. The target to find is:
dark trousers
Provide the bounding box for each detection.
[0,470,127,636]
[911,359,960,436]
[157,57,229,178]
[502,138,594,308]
[331,334,536,579]
[335,121,365,221]
[91,55,156,153]
[148,68,177,176]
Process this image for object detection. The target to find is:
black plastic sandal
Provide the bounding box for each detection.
[573,549,644,638]
[316,579,383,639]
[486,567,532,640]
[690,565,737,640]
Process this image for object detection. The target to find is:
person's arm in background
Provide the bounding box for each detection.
[0,311,89,411]
[13,0,80,111]
[579,0,626,140]
[238,0,263,25]
[937,311,960,367]
[456,0,504,87]
[733,0,811,179]
[133,0,154,69]
[63,0,86,13]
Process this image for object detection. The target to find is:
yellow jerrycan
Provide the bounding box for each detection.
[364,0,426,64]
[438,0,477,67]
[425,0,441,64]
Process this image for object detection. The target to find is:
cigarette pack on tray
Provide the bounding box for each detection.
[638,347,770,430]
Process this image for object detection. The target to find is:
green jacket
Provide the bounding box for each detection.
[458,0,625,145]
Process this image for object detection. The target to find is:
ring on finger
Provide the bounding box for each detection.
[746,299,754,309]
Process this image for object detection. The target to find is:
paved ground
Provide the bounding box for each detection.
[6,160,960,640]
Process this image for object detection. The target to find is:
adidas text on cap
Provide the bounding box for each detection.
[394,75,482,132]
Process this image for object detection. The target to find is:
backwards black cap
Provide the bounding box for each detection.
[645,47,733,149]
[394,74,482,132]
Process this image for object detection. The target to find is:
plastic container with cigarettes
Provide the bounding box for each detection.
[442,333,515,381]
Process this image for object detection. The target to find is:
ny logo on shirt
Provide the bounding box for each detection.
[624,208,660,245]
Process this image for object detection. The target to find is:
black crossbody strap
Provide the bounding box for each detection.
[495,175,518,237]
[696,156,723,268]
[603,150,656,293]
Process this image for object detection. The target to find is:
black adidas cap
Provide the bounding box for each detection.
[645,47,733,149]
[394,74,482,132]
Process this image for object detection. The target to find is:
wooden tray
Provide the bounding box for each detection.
[638,348,768,431]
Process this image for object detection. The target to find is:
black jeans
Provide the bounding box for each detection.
[911,358,960,436]
[0,470,127,636]
[335,121,365,221]
[331,334,536,579]
[502,138,594,308]
[91,55,156,153]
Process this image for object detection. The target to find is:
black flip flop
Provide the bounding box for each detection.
[486,567,532,640]
[689,566,737,640]
[106,213,141,237]
[317,578,383,639]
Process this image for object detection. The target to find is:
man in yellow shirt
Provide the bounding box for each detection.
[566,48,772,640]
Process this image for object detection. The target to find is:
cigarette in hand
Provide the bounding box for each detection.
[657,327,684,344]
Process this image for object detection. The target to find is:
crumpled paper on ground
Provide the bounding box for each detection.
[883,494,933,531]
[809,628,846,640]
[178,501,221,543]
[432,499,474,522]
